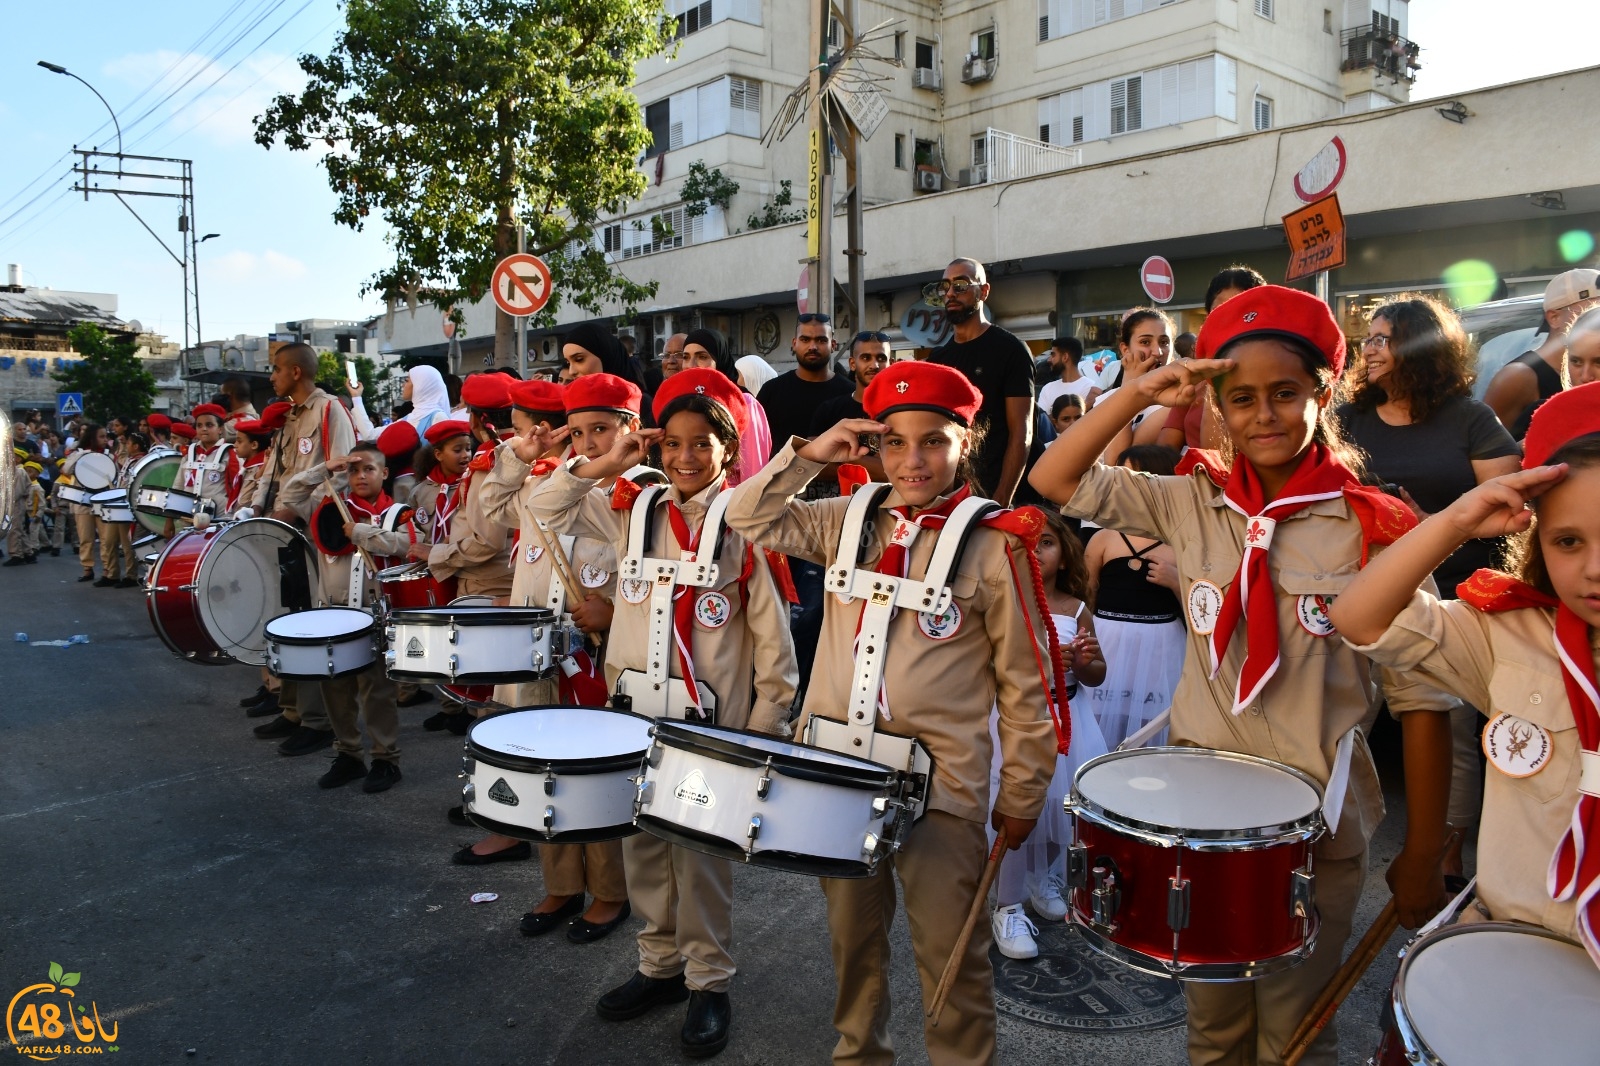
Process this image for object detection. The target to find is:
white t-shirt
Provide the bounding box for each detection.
[1037,375,1097,414]
[1095,386,1164,431]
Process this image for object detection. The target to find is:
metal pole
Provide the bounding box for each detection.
[805,0,833,321]
[188,163,202,350]
[516,222,528,373]
[844,0,865,330]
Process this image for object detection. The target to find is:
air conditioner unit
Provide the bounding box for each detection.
[957,166,987,187]
[913,66,941,91]
[914,169,942,193]
[961,56,995,84]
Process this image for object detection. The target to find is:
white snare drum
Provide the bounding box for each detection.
[58,483,98,506]
[90,490,135,524]
[264,607,378,680]
[161,488,203,520]
[385,604,573,684]
[635,719,913,877]
[464,706,653,842]
[1374,922,1600,1065]
[73,451,117,492]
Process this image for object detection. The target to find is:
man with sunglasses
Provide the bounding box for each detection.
[925,258,1036,505]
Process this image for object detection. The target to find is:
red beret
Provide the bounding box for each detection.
[510,379,566,415]
[259,402,292,431]
[864,361,982,426]
[1195,284,1346,377]
[169,422,197,440]
[376,419,421,460]
[146,413,172,431]
[460,373,512,411]
[653,367,747,435]
[424,419,473,446]
[1523,381,1600,469]
[233,419,265,436]
[565,373,641,416]
[191,403,227,420]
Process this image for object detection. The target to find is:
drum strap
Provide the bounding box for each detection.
[628,487,734,693]
[1322,725,1358,836]
[543,526,576,615]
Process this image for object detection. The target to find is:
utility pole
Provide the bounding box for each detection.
[805,0,833,322]
[841,0,866,333]
[516,221,528,373]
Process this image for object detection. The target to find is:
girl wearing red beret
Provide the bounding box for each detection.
[169,404,240,534]
[1029,285,1457,1065]
[725,359,1060,1066]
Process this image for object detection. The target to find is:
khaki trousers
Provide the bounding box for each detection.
[821,810,996,1066]
[623,832,736,992]
[96,519,134,578]
[75,510,97,569]
[1184,848,1368,1066]
[6,508,27,557]
[542,841,628,902]
[278,679,331,730]
[321,661,400,762]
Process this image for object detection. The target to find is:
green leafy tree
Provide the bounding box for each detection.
[314,352,388,406]
[52,324,157,425]
[681,160,739,219]
[747,180,806,230]
[254,0,671,365]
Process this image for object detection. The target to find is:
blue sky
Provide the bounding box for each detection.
[0,1,1596,343]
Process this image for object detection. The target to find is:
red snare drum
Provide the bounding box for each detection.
[376,561,457,611]
[145,518,316,666]
[1066,747,1324,981]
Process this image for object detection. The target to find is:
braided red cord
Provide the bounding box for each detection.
[1006,541,1072,756]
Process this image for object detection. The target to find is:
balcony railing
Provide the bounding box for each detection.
[979,127,1082,184]
[1341,27,1421,82]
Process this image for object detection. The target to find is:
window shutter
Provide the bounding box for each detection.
[729,77,761,137]
[1254,0,1274,18]
[1126,75,1142,131]
[1215,54,1237,122]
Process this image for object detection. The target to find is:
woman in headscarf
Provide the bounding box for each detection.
[681,329,771,485]
[563,324,654,426]
[401,366,452,436]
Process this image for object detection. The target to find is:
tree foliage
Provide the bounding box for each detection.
[254,0,671,362]
[52,324,157,425]
[681,160,739,219]
[747,180,806,230]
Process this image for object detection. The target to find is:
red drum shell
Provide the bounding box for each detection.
[380,568,457,611]
[146,526,228,662]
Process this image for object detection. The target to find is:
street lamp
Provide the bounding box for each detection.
[37,60,123,159]
[200,233,221,243]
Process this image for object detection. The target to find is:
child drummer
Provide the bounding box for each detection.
[1332,382,1600,961]
[725,361,1059,1066]
[168,403,240,536]
[1028,285,1457,1066]
[527,368,797,1060]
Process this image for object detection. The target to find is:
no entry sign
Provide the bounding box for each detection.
[490,253,553,317]
[1141,256,1175,304]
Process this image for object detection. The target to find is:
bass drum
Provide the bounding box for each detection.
[129,451,184,535]
[145,518,316,665]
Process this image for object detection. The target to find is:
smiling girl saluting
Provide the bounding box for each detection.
[1028,285,1457,1066]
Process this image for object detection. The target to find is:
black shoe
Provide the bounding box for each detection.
[252,714,296,739]
[26,554,38,564]
[278,726,335,757]
[519,895,584,937]
[450,840,531,866]
[317,752,368,789]
[446,712,472,736]
[567,901,632,944]
[115,577,138,587]
[78,571,96,582]
[446,805,471,827]
[92,576,116,587]
[49,548,60,557]
[595,971,689,1022]
[680,990,731,1058]
[239,685,271,708]
[422,709,454,731]
[397,689,434,708]
[245,692,281,718]
[1,558,24,568]
[362,760,402,793]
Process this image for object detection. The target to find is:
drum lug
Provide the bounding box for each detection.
[646,740,663,769]
[1167,876,1192,932]
[1291,866,1316,919]
[150,585,168,593]
[447,624,459,646]
[460,755,474,776]
[1089,863,1122,934]
[544,771,556,796]
[384,625,396,644]
[756,757,773,800]
[447,653,460,678]
[1067,843,1088,889]
[383,648,396,671]
[461,781,476,806]
[862,831,882,860]
[179,583,198,592]
[542,805,556,840]
[745,815,761,855]
[634,776,655,807]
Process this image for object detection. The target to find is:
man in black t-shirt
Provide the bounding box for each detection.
[810,330,891,482]
[757,314,852,451]
[926,258,1035,504]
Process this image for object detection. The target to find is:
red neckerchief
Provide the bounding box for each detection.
[1178,445,1359,713]
[1459,567,1600,966]
[665,491,719,718]
[427,467,463,542]
[345,490,394,521]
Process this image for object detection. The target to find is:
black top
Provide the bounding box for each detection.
[809,392,868,435]
[1509,349,1565,440]
[1336,395,1520,593]
[928,323,1036,498]
[1094,534,1181,623]
[757,371,853,450]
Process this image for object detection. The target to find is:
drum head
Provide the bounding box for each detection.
[392,604,553,626]
[265,606,374,644]
[1075,748,1321,836]
[1399,924,1600,1063]
[657,719,898,789]
[469,707,653,771]
[194,518,316,665]
[74,451,117,491]
[90,489,126,505]
[130,453,182,534]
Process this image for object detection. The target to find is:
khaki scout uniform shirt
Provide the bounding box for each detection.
[427,443,513,598]
[248,388,356,513]
[477,444,618,610]
[279,462,394,609]
[529,464,797,735]
[1351,595,1588,942]
[1065,463,1457,858]
[726,441,1058,826]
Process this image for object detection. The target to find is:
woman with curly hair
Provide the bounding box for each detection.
[1335,293,1520,888]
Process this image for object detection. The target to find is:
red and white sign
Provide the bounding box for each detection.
[1140,255,1175,304]
[797,266,811,314]
[490,253,553,317]
[1293,136,1347,203]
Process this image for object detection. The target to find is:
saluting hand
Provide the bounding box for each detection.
[797,419,889,465]
[575,428,660,481]
[1441,465,1567,540]
[1134,358,1234,408]
[509,424,570,465]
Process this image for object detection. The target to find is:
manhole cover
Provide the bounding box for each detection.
[992,920,1187,1032]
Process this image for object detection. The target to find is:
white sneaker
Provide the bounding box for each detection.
[992,903,1039,960]
[1028,873,1069,922]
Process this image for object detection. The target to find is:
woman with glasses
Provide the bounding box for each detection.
[1335,293,1519,891]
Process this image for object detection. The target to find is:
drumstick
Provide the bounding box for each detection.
[321,473,381,579]
[928,827,1008,1027]
[1281,898,1399,1066]
[528,518,584,606]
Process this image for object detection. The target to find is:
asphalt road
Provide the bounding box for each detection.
[0,548,1471,1064]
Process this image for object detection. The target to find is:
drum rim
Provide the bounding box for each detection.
[651,718,899,791]
[389,605,556,626]
[635,813,880,878]
[194,517,314,664]
[390,667,556,684]
[1072,920,1320,982]
[464,807,641,844]
[264,607,377,645]
[1390,920,1590,1064]
[467,705,655,775]
[1069,746,1325,846]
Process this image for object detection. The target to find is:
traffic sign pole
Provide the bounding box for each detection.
[516,224,528,373]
